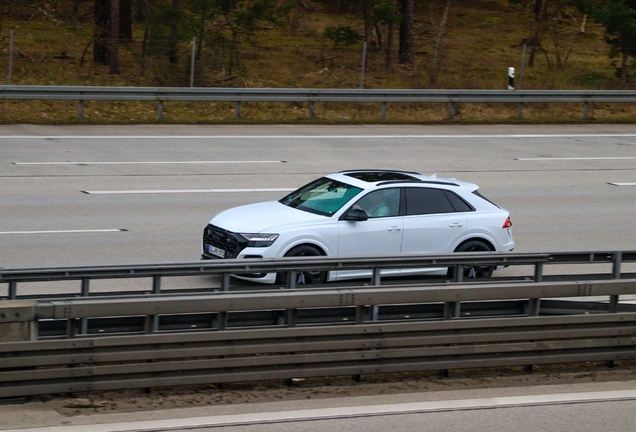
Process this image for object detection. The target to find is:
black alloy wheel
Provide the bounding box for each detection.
[276,245,327,286]
[447,240,494,279]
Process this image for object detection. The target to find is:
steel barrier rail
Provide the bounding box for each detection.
[33,279,636,321]
[1,291,636,398]
[6,278,636,340]
[2,250,635,300]
[2,86,636,120]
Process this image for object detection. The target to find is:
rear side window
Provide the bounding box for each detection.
[443,190,474,212]
[405,188,455,215]
[472,190,501,208]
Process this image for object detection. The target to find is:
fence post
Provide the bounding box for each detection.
[190,37,196,88]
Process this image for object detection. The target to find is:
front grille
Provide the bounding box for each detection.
[203,224,246,258]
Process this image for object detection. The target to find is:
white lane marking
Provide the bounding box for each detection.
[7,389,636,432]
[0,229,126,235]
[83,188,295,194]
[13,160,285,165]
[516,157,636,161]
[2,133,636,139]
[609,183,636,186]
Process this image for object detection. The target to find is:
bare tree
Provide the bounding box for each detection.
[398,0,413,64]
[529,0,548,67]
[430,0,451,85]
[109,0,120,74]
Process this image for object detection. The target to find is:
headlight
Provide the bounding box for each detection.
[239,233,279,247]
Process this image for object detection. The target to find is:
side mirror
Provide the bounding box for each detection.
[342,208,368,221]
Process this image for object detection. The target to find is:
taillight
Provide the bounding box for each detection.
[502,217,512,228]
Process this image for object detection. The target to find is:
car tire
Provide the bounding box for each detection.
[447,240,494,279]
[277,245,327,286]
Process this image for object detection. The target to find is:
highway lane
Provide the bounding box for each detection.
[1,124,635,272]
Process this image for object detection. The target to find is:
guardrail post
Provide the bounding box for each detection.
[221,273,231,291]
[609,251,622,315]
[143,275,162,333]
[381,102,387,120]
[309,101,315,120]
[449,102,456,119]
[286,308,297,327]
[450,265,464,282]
[517,103,523,118]
[534,262,543,282]
[355,306,365,324]
[78,100,84,119]
[527,298,540,316]
[66,318,78,339]
[8,281,17,300]
[287,270,297,289]
[80,277,90,334]
[612,251,622,279]
[443,302,460,320]
[235,102,240,119]
[583,102,589,120]
[157,101,164,120]
[372,267,381,285]
[216,312,227,330]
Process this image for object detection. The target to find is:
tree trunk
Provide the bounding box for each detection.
[168,0,181,64]
[109,0,120,74]
[398,0,414,64]
[386,19,394,68]
[430,0,451,85]
[529,0,547,67]
[119,0,132,42]
[620,49,628,88]
[94,0,110,64]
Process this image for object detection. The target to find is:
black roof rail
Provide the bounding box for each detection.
[337,169,422,175]
[378,180,460,187]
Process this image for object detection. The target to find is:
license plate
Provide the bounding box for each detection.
[207,245,225,258]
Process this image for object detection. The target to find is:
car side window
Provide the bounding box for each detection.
[353,188,400,218]
[443,190,474,212]
[405,187,462,215]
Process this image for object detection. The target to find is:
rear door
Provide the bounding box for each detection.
[400,187,468,274]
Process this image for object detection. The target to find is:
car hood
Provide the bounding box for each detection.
[209,201,329,233]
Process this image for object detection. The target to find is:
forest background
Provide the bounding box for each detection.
[1,0,636,123]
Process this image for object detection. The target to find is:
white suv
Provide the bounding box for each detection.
[202,170,514,284]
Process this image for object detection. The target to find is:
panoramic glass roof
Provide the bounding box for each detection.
[344,171,420,183]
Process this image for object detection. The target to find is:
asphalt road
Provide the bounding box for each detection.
[1,124,635,271]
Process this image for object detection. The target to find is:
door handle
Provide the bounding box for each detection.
[387,226,402,232]
[448,222,464,228]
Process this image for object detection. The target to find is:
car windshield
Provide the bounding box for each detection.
[279,177,363,216]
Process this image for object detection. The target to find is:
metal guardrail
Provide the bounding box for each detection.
[2,86,636,120]
[2,250,635,300]
[1,279,636,398]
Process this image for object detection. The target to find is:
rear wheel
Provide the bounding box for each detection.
[276,245,327,286]
[447,240,494,279]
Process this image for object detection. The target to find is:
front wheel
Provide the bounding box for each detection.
[447,240,494,279]
[276,245,327,286]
